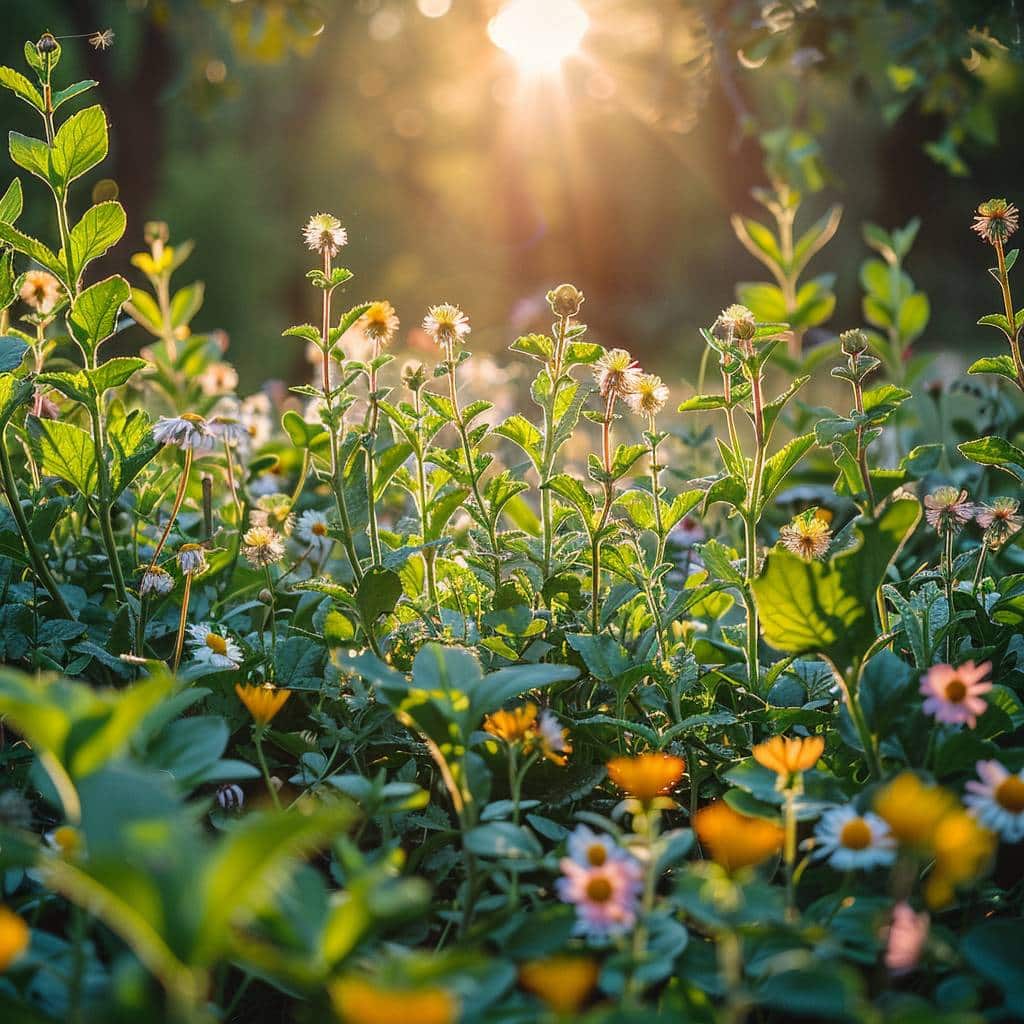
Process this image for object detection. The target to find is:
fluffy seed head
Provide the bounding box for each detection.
[361,300,400,347]
[422,303,470,349]
[972,198,1018,245]
[303,213,347,257]
[625,373,669,418]
[593,348,641,400]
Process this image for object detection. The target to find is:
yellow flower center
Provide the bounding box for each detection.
[995,776,1024,813]
[839,817,873,850]
[180,412,206,424]
[312,522,328,536]
[205,633,228,655]
[586,843,607,867]
[585,876,613,903]
[944,678,967,703]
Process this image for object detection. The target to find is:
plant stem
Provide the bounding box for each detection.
[255,730,282,810]
[364,355,383,566]
[972,538,990,594]
[148,448,193,571]
[994,239,1024,389]
[0,430,72,617]
[591,394,616,633]
[446,350,501,584]
[783,788,798,921]
[412,388,440,614]
[943,528,955,662]
[172,573,193,674]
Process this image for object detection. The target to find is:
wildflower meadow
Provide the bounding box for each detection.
[1,8,1024,1024]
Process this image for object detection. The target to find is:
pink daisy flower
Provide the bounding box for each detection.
[884,901,929,975]
[965,760,1024,842]
[919,661,992,729]
[556,852,643,939]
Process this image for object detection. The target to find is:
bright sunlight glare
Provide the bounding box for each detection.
[487,0,589,74]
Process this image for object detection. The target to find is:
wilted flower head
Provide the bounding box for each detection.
[139,565,174,597]
[625,373,669,418]
[207,415,248,445]
[242,525,285,568]
[303,213,347,257]
[923,486,975,536]
[593,348,641,401]
[422,303,470,349]
[779,510,832,561]
[972,198,1018,245]
[712,304,757,343]
[361,300,400,348]
[19,270,62,314]
[235,683,291,726]
[152,413,217,452]
[547,282,585,318]
[176,543,208,576]
[977,496,1022,549]
[920,660,992,729]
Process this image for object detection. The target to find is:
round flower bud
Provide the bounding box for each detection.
[37,33,59,54]
[259,588,274,604]
[713,304,756,342]
[840,329,869,355]
[547,283,585,318]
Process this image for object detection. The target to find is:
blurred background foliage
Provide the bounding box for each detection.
[2,0,1024,390]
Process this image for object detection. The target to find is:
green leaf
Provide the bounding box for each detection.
[968,354,1019,382]
[752,498,921,668]
[0,335,28,372]
[50,105,108,187]
[8,132,50,183]
[731,215,783,272]
[494,414,542,471]
[896,291,929,341]
[544,473,596,522]
[696,539,744,587]
[566,633,632,681]
[88,357,148,395]
[762,375,809,441]
[281,409,328,450]
[0,373,32,426]
[509,333,553,361]
[0,178,23,223]
[759,433,816,512]
[355,568,403,624]
[169,282,204,329]
[791,204,842,276]
[958,436,1024,483]
[28,418,98,495]
[193,804,355,963]
[464,822,542,859]
[67,275,130,360]
[67,202,126,281]
[0,66,44,111]
[52,80,99,112]
[961,919,1024,1017]
[0,221,65,281]
[107,406,159,500]
[735,282,788,322]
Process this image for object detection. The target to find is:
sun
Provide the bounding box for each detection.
[487,0,590,74]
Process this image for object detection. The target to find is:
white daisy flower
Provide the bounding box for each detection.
[187,624,242,669]
[965,760,1024,842]
[139,565,174,596]
[303,213,347,257]
[176,543,208,576]
[295,509,333,557]
[812,804,896,871]
[207,415,248,445]
[422,303,470,349]
[152,413,217,452]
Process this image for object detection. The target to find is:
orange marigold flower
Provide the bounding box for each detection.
[484,704,538,745]
[694,800,783,872]
[519,955,599,1014]
[0,906,29,973]
[752,735,825,779]
[329,977,457,1024]
[607,752,686,802]
[235,683,291,726]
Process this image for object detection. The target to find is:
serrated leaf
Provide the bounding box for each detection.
[67,201,126,282]
[50,105,108,187]
[0,66,44,111]
[0,178,23,223]
[67,275,130,360]
[28,418,98,495]
[958,436,1024,483]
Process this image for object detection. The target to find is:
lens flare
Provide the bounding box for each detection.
[488,0,589,74]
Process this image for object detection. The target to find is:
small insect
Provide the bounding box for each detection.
[215,784,244,811]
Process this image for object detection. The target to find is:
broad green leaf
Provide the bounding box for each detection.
[968,354,1018,382]
[50,105,108,187]
[791,204,841,276]
[89,357,148,395]
[896,291,929,341]
[355,567,403,624]
[509,333,553,361]
[67,201,126,281]
[762,375,809,441]
[464,822,542,859]
[544,473,596,520]
[67,274,130,359]
[28,417,98,495]
[959,436,1024,483]
[0,66,44,111]
[8,131,50,183]
[696,539,744,587]
[752,498,921,668]
[108,406,160,500]
[169,282,204,329]
[494,414,542,471]
[731,215,783,272]
[761,432,815,512]
[0,373,32,425]
[735,282,788,322]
